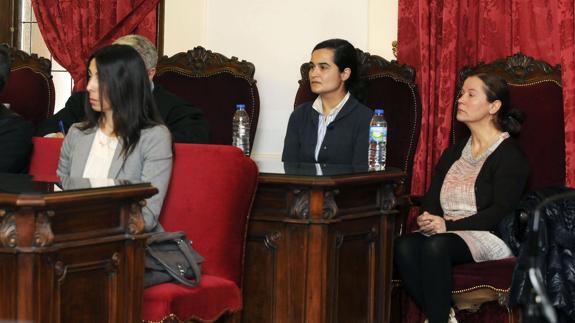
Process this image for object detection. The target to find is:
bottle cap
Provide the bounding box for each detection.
[374,109,384,115]
[236,104,246,110]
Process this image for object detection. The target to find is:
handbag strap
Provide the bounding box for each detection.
[146,238,201,287]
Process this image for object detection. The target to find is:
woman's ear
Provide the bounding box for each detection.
[489,100,502,115]
[341,67,351,81]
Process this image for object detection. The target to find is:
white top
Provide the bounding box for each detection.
[82,128,119,178]
[312,92,350,161]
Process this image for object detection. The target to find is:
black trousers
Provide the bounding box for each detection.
[394,233,473,323]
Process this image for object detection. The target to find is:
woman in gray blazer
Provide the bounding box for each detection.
[58,44,173,232]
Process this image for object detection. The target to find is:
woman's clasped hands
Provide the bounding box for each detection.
[415,211,447,236]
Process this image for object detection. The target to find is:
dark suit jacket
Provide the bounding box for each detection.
[282,95,373,165]
[0,103,33,173]
[35,85,211,144]
[422,137,530,233]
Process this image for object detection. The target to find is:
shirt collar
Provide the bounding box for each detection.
[312,92,350,117]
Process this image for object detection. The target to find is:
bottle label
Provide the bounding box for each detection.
[370,126,387,142]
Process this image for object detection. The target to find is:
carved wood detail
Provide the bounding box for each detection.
[289,189,309,219]
[299,48,416,86]
[380,183,398,211]
[0,43,52,74]
[128,201,146,235]
[156,46,256,83]
[458,52,562,87]
[55,252,121,285]
[264,231,282,249]
[323,189,339,219]
[0,209,16,247]
[34,210,55,247]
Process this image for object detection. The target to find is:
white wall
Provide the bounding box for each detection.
[164,0,398,160]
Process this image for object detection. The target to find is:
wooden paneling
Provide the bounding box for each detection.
[0,0,19,46]
[242,170,405,323]
[0,182,155,323]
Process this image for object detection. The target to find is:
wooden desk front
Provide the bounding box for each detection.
[0,176,156,323]
[242,163,405,323]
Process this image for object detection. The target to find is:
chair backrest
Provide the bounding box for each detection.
[294,49,421,188]
[154,47,260,150]
[0,44,55,127]
[452,53,565,190]
[28,136,63,182]
[159,144,258,286]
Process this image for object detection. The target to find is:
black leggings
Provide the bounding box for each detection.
[394,233,473,323]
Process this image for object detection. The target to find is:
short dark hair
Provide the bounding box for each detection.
[312,39,366,102]
[80,44,162,157]
[471,73,523,136]
[0,45,11,91]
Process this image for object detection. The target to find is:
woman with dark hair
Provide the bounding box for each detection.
[282,38,373,165]
[394,73,530,323]
[58,44,172,232]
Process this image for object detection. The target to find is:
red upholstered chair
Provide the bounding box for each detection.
[403,53,565,323]
[0,44,55,127]
[28,136,63,182]
[294,49,421,208]
[154,47,260,151]
[142,144,259,323]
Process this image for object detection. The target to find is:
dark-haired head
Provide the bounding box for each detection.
[311,39,365,101]
[0,45,10,92]
[81,44,162,157]
[464,73,523,136]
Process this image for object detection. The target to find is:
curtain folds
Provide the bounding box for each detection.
[31,0,160,91]
[398,0,575,195]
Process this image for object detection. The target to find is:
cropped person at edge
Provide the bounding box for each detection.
[394,73,530,323]
[57,44,172,232]
[0,44,33,173]
[282,38,373,165]
[36,34,210,144]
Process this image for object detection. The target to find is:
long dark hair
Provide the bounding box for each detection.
[313,39,367,102]
[80,44,162,157]
[472,73,523,136]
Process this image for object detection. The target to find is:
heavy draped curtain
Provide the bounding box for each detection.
[32,0,161,90]
[398,0,575,195]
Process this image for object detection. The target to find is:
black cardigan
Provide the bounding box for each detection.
[282,95,373,165]
[422,137,530,232]
[0,104,33,173]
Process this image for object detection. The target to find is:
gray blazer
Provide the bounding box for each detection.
[57,124,173,232]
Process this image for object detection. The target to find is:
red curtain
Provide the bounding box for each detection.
[398,0,575,195]
[31,0,161,91]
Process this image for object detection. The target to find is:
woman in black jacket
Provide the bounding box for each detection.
[282,39,373,165]
[394,73,530,323]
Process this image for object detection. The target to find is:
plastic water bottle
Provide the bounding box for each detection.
[232,104,250,156]
[368,109,387,170]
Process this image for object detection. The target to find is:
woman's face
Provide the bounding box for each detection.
[86,59,111,113]
[308,48,350,97]
[456,76,500,125]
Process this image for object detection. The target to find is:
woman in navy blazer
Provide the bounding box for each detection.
[58,44,172,232]
[282,39,373,165]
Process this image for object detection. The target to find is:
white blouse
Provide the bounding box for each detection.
[82,128,119,179]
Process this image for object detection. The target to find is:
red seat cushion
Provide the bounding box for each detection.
[28,136,63,182]
[143,275,242,322]
[452,257,517,292]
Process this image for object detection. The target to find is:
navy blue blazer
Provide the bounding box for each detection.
[282,95,373,165]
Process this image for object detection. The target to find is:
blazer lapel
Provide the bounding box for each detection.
[108,143,124,179]
[70,131,96,176]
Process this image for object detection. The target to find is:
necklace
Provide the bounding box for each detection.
[96,129,117,150]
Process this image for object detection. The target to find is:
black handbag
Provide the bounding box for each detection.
[144,231,204,288]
